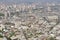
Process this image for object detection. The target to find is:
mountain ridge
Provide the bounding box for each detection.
[0,0,60,4]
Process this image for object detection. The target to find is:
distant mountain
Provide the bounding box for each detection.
[0,0,60,4]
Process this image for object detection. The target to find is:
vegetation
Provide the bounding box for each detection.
[9,32,15,37]
[46,37,56,40]
[0,13,4,16]
[5,36,11,40]
[0,30,3,38]
[4,22,15,25]
[0,34,3,38]
[49,37,56,40]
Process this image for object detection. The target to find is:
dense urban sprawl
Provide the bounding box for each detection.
[0,3,60,40]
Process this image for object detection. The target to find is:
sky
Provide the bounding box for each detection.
[0,0,60,4]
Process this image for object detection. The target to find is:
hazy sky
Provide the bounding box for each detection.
[0,0,60,4]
